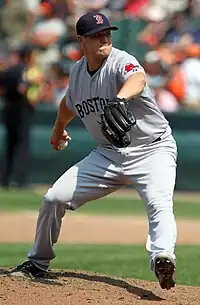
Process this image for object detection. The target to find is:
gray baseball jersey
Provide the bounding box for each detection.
[66,47,170,147]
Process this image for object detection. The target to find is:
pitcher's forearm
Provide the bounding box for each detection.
[117,72,146,101]
[54,96,75,131]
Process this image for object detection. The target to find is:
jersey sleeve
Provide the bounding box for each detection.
[117,53,145,83]
[65,84,76,114]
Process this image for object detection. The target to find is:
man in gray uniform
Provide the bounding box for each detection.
[11,12,177,290]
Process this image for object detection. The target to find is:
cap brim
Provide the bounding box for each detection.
[84,26,118,36]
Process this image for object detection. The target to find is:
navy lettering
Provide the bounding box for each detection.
[93,97,100,112]
[87,98,95,112]
[82,101,90,115]
[75,104,85,118]
[75,97,110,118]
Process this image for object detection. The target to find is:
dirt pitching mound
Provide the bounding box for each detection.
[1,269,199,305]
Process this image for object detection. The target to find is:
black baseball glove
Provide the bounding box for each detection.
[100,97,136,148]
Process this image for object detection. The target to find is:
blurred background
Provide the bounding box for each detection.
[0,0,199,191]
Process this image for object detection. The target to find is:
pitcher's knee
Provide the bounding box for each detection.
[147,198,173,217]
[43,187,67,205]
[43,187,78,210]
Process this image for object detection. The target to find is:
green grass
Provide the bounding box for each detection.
[1,243,200,286]
[0,189,200,219]
[78,199,200,219]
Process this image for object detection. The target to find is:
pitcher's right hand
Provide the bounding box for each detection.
[50,128,71,151]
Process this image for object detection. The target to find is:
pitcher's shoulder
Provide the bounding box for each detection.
[70,56,85,76]
[111,47,138,63]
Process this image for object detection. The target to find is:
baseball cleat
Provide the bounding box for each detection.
[154,254,176,290]
[9,260,49,279]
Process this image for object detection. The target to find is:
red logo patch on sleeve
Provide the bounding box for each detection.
[125,63,139,72]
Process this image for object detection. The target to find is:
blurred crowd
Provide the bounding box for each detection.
[0,0,199,188]
[138,0,200,112]
[0,0,199,112]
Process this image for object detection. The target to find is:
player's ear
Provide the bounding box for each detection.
[77,35,84,43]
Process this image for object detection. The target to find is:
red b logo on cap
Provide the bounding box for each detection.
[93,14,103,24]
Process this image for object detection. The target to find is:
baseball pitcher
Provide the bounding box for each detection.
[11,12,177,290]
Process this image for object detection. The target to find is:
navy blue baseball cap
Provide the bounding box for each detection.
[76,12,118,36]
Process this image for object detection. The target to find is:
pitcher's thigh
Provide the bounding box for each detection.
[136,150,177,210]
[44,150,123,210]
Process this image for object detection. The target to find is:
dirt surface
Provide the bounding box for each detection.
[1,269,200,305]
[1,212,200,304]
[1,213,200,244]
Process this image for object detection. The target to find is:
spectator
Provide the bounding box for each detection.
[148,75,180,112]
[180,48,200,109]
[143,50,168,75]
[23,0,40,39]
[191,0,200,17]
[166,64,186,103]
[49,62,70,107]
[72,0,108,20]
[143,50,180,112]
[158,8,199,62]
[103,0,127,20]
[137,6,168,48]
[48,0,74,21]
[24,2,68,71]
[29,2,67,48]
[138,0,189,20]
[124,0,148,18]
[0,0,11,40]
[0,44,37,189]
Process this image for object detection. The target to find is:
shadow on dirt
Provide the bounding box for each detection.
[0,268,9,276]
[56,271,165,301]
[0,268,165,301]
